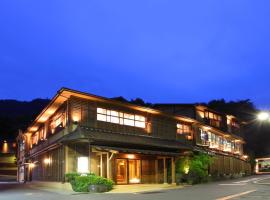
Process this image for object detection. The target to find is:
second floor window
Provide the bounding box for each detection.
[204,111,222,127]
[177,123,192,140]
[50,113,65,134]
[177,123,191,134]
[97,108,146,128]
[32,133,39,146]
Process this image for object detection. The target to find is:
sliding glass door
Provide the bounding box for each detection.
[116,159,141,184]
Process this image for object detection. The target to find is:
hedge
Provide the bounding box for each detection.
[65,173,114,192]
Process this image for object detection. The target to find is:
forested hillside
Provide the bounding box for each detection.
[0,99,50,141]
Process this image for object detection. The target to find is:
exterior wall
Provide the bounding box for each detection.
[66,143,90,173]
[209,154,251,176]
[69,96,189,143]
[31,147,65,182]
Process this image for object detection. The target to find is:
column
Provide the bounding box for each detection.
[163,157,167,184]
[106,153,111,179]
[100,154,103,177]
[171,157,176,184]
[155,160,158,183]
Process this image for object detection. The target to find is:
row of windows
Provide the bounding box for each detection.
[97,108,146,128]
[204,111,222,121]
[31,113,66,147]
[199,129,242,154]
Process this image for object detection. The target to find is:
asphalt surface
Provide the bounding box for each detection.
[0,175,270,200]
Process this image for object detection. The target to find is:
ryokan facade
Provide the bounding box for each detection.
[17,88,251,184]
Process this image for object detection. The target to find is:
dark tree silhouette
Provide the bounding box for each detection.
[0,99,50,141]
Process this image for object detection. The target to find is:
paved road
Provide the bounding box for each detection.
[0,175,270,200]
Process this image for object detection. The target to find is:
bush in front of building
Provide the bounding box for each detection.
[65,173,114,192]
[176,153,213,185]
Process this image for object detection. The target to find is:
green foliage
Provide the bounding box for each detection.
[188,153,213,184]
[176,156,190,175]
[65,172,81,182]
[65,173,114,192]
[176,153,213,184]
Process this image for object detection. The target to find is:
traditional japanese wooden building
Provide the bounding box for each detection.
[17,88,251,184]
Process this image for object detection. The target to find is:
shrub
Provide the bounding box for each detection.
[188,153,213,184]
[65,173,114,192]
[176,153,213,184]
[65,172,81,182]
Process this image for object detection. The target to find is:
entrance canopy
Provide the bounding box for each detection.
[93,145,181,157]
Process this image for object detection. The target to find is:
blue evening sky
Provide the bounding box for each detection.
[1,1,270,108]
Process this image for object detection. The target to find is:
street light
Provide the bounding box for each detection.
[257,112,270,121]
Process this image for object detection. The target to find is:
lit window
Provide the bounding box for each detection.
[97,108,106,115]
[177,123,192,140]
[111,116,120,124]
[96,108,146,128]
[124,119,134,126]
[135,121,145,128]
[77,157,89,173]
[177,124,191,134]
[124,113,134,120]
[111,110,119,117]
[97,114,106,122]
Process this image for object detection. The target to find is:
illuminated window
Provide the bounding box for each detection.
[77,157,89,173]
[39,128,46,140]
[177,124,191,134]
[224,139,232,152]
[204,111,222,127]
[50,113,65,134]
[197,110,205,118]
[177,123,192,140]
[97,108,146,128]
[32,132,39,146]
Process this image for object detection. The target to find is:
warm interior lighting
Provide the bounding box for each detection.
[39,116,48,123]
[258,112,270,121]
[29,163,35,169]
[30,127,38,132]
[242,155,248,159]
[72,115,80,123]
[129,178,140,183]
[203,126,211,131]
[44,158,51,165]
[127,154,135,159]
[77,157,89,173]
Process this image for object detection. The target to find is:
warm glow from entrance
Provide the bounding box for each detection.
[127,154,135,159]
[77,157,89,173]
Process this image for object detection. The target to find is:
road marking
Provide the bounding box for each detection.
[216,190,256,200]
[253,176,270,184]
[219,183,246,186]
[234,178,260,184]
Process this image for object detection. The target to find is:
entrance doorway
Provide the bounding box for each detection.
[116,159,141,184]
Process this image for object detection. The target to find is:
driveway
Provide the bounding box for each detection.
[0,175,270,200]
